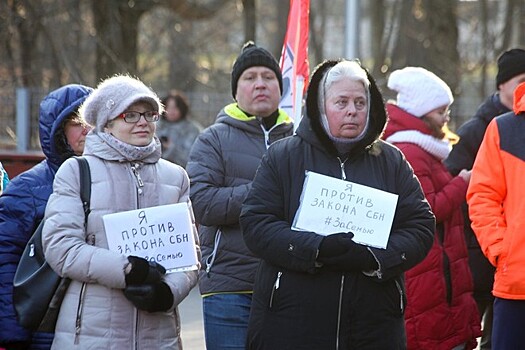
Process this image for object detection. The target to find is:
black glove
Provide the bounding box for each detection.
[318,239,378,272]
[125,256,166,286]
[318,232,355,258]
[123,282,174,312]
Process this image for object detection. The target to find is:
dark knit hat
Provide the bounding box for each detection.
[231,41,283,99]
[496,48,525,87]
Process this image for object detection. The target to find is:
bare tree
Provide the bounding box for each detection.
[243,0,256,42]
[92,0,232,80]
[496,0,517,54]
[519,1,525,45]
[167,21,198,91]
[478,0,489,99]
[92,1,150,78]
[6,0,43,86]
[390,0,460,91]
[367,0,392,79]
[270,0,289,59]
[309,1,326,65]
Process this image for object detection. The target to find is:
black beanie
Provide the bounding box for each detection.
[231,41,283,99]
[496,48,525,87]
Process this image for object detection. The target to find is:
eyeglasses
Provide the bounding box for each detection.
[117,111,160,123]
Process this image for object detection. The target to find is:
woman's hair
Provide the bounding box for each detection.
[161,90,190,120]
[422,113,458,142]
[323,60,370,92]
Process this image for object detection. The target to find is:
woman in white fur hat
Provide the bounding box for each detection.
[383,67,481,350]
[41,74,200,349]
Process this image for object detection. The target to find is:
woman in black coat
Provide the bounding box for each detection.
[240,59,435,350]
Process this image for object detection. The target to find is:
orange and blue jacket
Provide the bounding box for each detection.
[467,81,525,300]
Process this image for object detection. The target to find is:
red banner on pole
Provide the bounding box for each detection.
[279,0,310,124]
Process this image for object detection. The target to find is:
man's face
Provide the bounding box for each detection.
[499,72,525,109]
[235,66,281,117]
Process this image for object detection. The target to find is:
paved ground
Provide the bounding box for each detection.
[179,286,206,349]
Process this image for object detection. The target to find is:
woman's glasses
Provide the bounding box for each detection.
[117,111,159,123]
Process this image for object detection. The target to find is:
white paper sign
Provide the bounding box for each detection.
[103,203,198,273]
[292,171,398,249]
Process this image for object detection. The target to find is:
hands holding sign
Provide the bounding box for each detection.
[123,256,174,312]
[125,256,166,284]
[317,232,378,272]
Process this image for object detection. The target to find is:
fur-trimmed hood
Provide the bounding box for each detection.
[296,59,387,157]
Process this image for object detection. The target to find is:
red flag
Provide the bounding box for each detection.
[279,0,310,125]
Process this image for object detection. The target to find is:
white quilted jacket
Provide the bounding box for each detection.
[42,133,200,349]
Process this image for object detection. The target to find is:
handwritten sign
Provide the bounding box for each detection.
[103,203,198,273]
[291,171,398,249]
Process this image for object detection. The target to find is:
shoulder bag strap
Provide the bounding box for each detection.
[74,156,91,222]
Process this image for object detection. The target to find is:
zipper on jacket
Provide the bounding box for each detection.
[269,271,282,308]
[29,243,35,257]
[337,157,348,180]
[205,228,222,277]
[134,307,139,350]
[260,124,276,149]
[261,126,271,149]
[260,121,283,149]
[74,282,88,344]
[394,279,405,314]
[336,274,345,350]
[131,163,144,188]
[73,232,95,344]
[335,158,347,350]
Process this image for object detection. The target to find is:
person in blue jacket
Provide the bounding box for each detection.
[0,84,92,350]
[0,161,9,195]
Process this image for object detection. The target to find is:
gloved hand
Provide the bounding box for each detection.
[318,232,355,258]
[318,239,378,272]
[125,256,166,286]
[123,282,174,312]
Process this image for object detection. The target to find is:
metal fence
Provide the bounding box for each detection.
[0,87,47,151]
[0,87,232,152]
[0,83,487,153]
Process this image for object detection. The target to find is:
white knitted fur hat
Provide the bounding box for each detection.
[80,74,163,131]
[387,67,453,118]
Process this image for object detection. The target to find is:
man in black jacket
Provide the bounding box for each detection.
[186,42,293,350]
[445,47,525,350]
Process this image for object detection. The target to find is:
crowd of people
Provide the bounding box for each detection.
[0,43,524,350]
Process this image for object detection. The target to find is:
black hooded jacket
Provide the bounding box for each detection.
[240,59,434,349]
[445,92,509,175]
[444,92,508,302]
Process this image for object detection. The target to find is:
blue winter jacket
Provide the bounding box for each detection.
[0,84,92,349]
[0,161,9,193]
